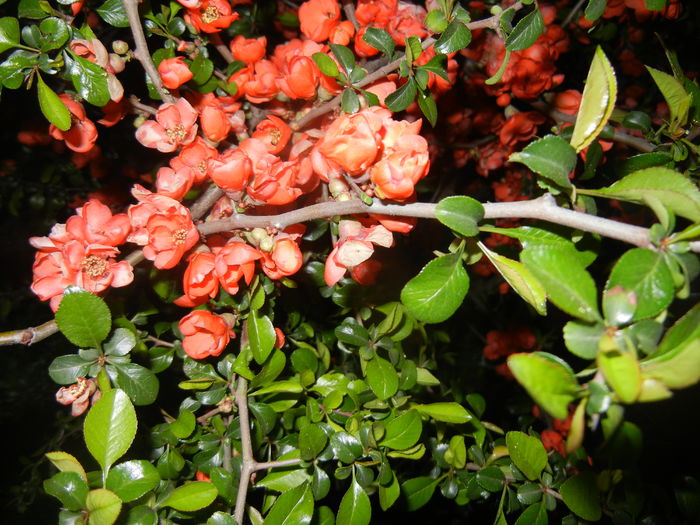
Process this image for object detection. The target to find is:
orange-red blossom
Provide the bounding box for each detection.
[179,310,231,359]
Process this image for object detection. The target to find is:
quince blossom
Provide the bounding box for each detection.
[135,98,199,153]
[179,310,231,359]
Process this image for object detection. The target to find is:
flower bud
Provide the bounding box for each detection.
[112,40,129,55]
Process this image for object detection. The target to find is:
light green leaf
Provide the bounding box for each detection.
[44,471,89,511]
[643,339,700,389]
[605,249,674,322]
[84,389,137,472]
[521,244,600,322]
[0,17,20,53]
[402,476,438,511]
[263,483,313,525]
[509,135,575,190]
[49,355,91,385]
[161,482,217,512]
[653,302,700,358]
[299,424,328,460]
[257,468,310,492]
[435,196,484,237]
[401,253,469,323]
[37,74,71,131]
[248,310,276,365]
[55,290,111,348]
[380,410,422,450]
[86,488,122,525]
[46,451,88,482]
[169,409,196,439]
[365,356,399,400]
[379,472,400,511]
[563,320,605,359]
[105,460,160,502]
[508,353,579,419]
[505,8,544,51]
[560,472,602,521]
[336,479,371,525]
[312,53,339,77]
[598,350,642,403]
[594,167,700,222]
[506,431,548,481]
[434,20,472,54]
[479,243,546,315]
[111,363,159,406]
[570,46,617,152]
[647,65,691,126]
[413,402,472,424]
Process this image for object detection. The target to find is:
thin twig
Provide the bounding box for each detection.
[562,0,587,27]
[234,377,253,525]
[342,0,360,30]
[211,34,234,64]
[129,95,157,115]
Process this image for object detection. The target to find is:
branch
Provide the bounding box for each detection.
[234,377,254,525]
[122,0,176,105]
[0,320,59,346]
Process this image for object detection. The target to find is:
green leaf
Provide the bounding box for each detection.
[413,402,472,424]
[385,78,417,113]
[508,353,579,419]
[169,409,196,439]
[594,167,700,222]
[208,512,237,525]
[251,379,303,396]
[335,321,369,346]
[257,468,310,492]
[505,8,544,51]
[85,488,122,525]
[299,424,328,460]
[248,310,276,365]
[560,472,601,521]
[161,482,217,512]
[105,460,160,502]
[329,44,355,74]
[111,363,159,406]
[380,410,422,450]
[312,53,339,77]
[18,0,47,19]
[103,328,136,356]
[44,471,89,511]
[362,26,394,57]
[584,0,606,21]
[84,389,137,472]
[643,338,700,389]
[479,244,547,315]
[341,87,360,114]
[598,350,642,403]
[329,431,362,463]
[653,302,700,358]
[0,49,38,89]
[416,90,437,127]
[506,431,548,481]
[645,0,666,9]
[38,17,70,51]
[435,196,484,237]
[365,356,399,400]
[521,244,600,322]
[379,472,400,510]
[55,291,111,348]
[647,65,691,126]
[49,354,91,385]
[402,476,438,511]
[263,483,313,525]
[509,135,575,190]
[45,451,87,482]
[605,249,674,322]
[67,53,110,107]
[476,466,506,492]
[336,479,371,525]
[570,46,617,153]
[434,20,472,54]
[515,502,548,525]
[96,0,129,27]
[401,253,469,324]
[425,9,449,33]
[0,17,20,53]
[563,320,604,359]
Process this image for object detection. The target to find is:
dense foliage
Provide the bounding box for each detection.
[1,0,700,523]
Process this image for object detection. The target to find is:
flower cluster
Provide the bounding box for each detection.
[482,325,537,378]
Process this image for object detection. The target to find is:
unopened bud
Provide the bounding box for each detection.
[336,192,351,202]
[250,228,268,242]
[259,237,274,252]
[112,40,129,55]
[328,178,348,196]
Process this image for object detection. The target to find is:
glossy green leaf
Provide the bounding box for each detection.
[44,471,89,511]
[67,54,110,107]
[257,468,311,492]
[509,135,575,190]
[103,328,136,357]
[563,320,604,359]
[479,244,546,315]
[647,65,691,125]
[402,476,438,511]
[330,432,363,463]
[413,402,472,424]
[263,483,313,525]
[208,512,237,525]
[46,451,88,482]
[521,244,600,322]
[312,53,339,77]
[161,481,217,512]
[49,355,91,385]
[505,8,544,51]
[85,488,121,525]
[508,353,579,419]
[329,44,355,73]
[506,431,548,481]
[585,0,606,21]
[560,472,602,521]
[385,78,417,113]
[248,310,276,365]
[299,424,328,460]
[515,501,548,525]
[424,9,449,33]
[55,291,111,348]
[111,363,159,406]
[401,253,469,323]
[37,74,71,131]
[169,409,196,439]
[365,356,399,400]
[96,0,130,27]
[361,26,394,57]
[653,302,700,358]
[0,17,20,53]
[379,472,400,511]
[434,20,472,54]
[435,196,484,237]
[643,338,700,389]
[336,479,371,525]
[105,460,160,502]
[341,88,360,114]
[416,90,437,127]
[380,410,422,450]
[595,167,700,222]
[335,321,369,346]
[84,389,137,472]
[604,248,674,322]
[476,466,506,492]
[570,46,617,152]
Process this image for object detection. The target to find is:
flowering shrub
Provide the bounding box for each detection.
[1,0,700,524]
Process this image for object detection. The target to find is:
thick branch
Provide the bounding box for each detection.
[234,377,254,525]
[122,0,176,104]
[0,320,59,346]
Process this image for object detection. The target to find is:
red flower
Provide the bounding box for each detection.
[252,115,292,155]
[49,95,98,153]
[175,251,219,307]
[179,310,231,359]
[158,57,194,90]
[135,98,199,153]
[56,377,99,417]
[215,241,262,295]
[299,0,341,42]
[185,0,239,33]
[230,35,267,64]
